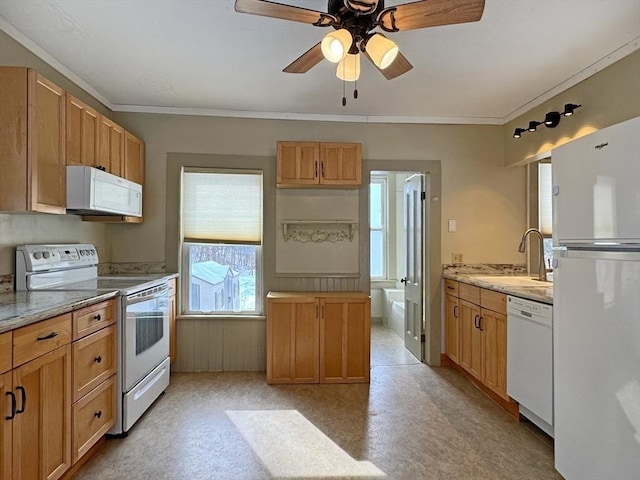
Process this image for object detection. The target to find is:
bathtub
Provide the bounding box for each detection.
[382,288,405,338]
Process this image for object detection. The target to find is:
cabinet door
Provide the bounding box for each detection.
[481,309,508,400]
[459,299,482,380]
[319,297,370,383]
[65,95,98,168]
[29,72,66,214]
[97,116,124,175]
[12,345,71,480]
[1,372,11,480]
[276,141,319,186]
[444,294,459,363]
[266,298,318,384]
[124,131,144,185]
[319,143,361,186]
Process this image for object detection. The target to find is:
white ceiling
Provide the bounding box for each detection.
[1,0,639,124]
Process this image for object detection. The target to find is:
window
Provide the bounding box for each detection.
[370,176,388,280]
[538,162,553,268]
[181,169,263,315]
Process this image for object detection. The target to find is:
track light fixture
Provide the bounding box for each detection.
[513,103,582,139]
[528,121,541,132]
[562,103,581,116]
[513,128,526,139]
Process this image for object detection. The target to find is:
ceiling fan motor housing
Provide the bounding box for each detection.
[342,0,381,15]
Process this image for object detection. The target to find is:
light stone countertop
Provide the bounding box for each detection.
[0,290,119,334]
[442,272,553,305]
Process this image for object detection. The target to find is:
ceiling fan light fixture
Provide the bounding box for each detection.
[321,29,352,63]
[366,33,399,69]
[336,53,361,81]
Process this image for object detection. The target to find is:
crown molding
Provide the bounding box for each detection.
[0,16,114,109]
[503,36,640,123]
[2,15,638,126]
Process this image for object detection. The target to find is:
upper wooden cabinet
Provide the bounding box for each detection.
[124,131,145,186]
[276,141,362,188]
[65,94,99,168]
[97,115,125,176]
[0,67,66,214]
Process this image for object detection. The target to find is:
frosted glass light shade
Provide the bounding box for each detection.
[366,33,399,69]
[321,29,352,63]
[336,53,361,81]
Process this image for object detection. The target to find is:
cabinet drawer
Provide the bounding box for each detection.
[73,375,116,463]
[13,313,72,366]
[0,332,11,374]
[480,289,507,315]
[73,299,116,340]
[444,279,459,297]
[72,325,117,402]
[459,282,480,304]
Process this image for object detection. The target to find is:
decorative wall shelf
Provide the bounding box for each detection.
[282,220,358,243]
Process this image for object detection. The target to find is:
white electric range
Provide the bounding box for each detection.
[15,243,173,436]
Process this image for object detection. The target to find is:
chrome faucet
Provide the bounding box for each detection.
[518,228,548,282]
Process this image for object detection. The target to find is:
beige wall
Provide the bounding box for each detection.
[111,113,525,267]
[504,50,640,166]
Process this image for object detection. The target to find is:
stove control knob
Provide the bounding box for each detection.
[34,251,42,260]
[80,250,85,256]
[90,249,96,255]
[43,251,50,259]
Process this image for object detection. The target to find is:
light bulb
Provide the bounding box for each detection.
[336,53,360,81]
[366,33,399,69]
[321,29,352,63]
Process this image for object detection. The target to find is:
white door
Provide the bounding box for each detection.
[402,174,424,360]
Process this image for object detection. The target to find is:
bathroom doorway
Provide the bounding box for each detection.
[369,171,427,361]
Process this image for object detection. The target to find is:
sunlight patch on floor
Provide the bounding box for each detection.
[226,410,386,478]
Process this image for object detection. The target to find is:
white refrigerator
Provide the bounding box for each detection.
[552,116,640,479]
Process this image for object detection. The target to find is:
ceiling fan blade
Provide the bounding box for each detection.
[283,43,324,74]
[235,0,330,25]
[363,49,413,80]
[378,0,485,32]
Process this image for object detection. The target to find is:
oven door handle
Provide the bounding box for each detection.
[126,284,170,306]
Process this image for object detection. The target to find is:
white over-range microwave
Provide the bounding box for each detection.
[66,166,142,217]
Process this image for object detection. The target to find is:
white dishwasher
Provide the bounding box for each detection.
[507,295,554,437]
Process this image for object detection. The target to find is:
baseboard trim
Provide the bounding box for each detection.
[440,355,519,419]
[60,436,106,480]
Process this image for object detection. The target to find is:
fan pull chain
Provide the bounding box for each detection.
[354,78,358,99]
[342,63,347,106]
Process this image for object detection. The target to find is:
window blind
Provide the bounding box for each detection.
[182,170,262,243]
[538,163,552,236]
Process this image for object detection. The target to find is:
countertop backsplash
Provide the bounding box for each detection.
[104,262,168,275]
[442,264,528,275]
[0,274,13,293]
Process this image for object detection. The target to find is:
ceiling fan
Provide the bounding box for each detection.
[234,0,485,82]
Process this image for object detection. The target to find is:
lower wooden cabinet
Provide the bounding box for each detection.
[1,370,12,480]
[12,345,72,480]
[2,298,117,480]
[444,293,459,363]
[444,279,509,402]
[266,292,370,384]
[320,297,370,383]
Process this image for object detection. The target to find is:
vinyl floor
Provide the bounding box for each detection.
[71,324,561,480]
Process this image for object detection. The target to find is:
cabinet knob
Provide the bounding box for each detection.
[94,356,103,363]
[93,314,102,321]
[94,410,102,419]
